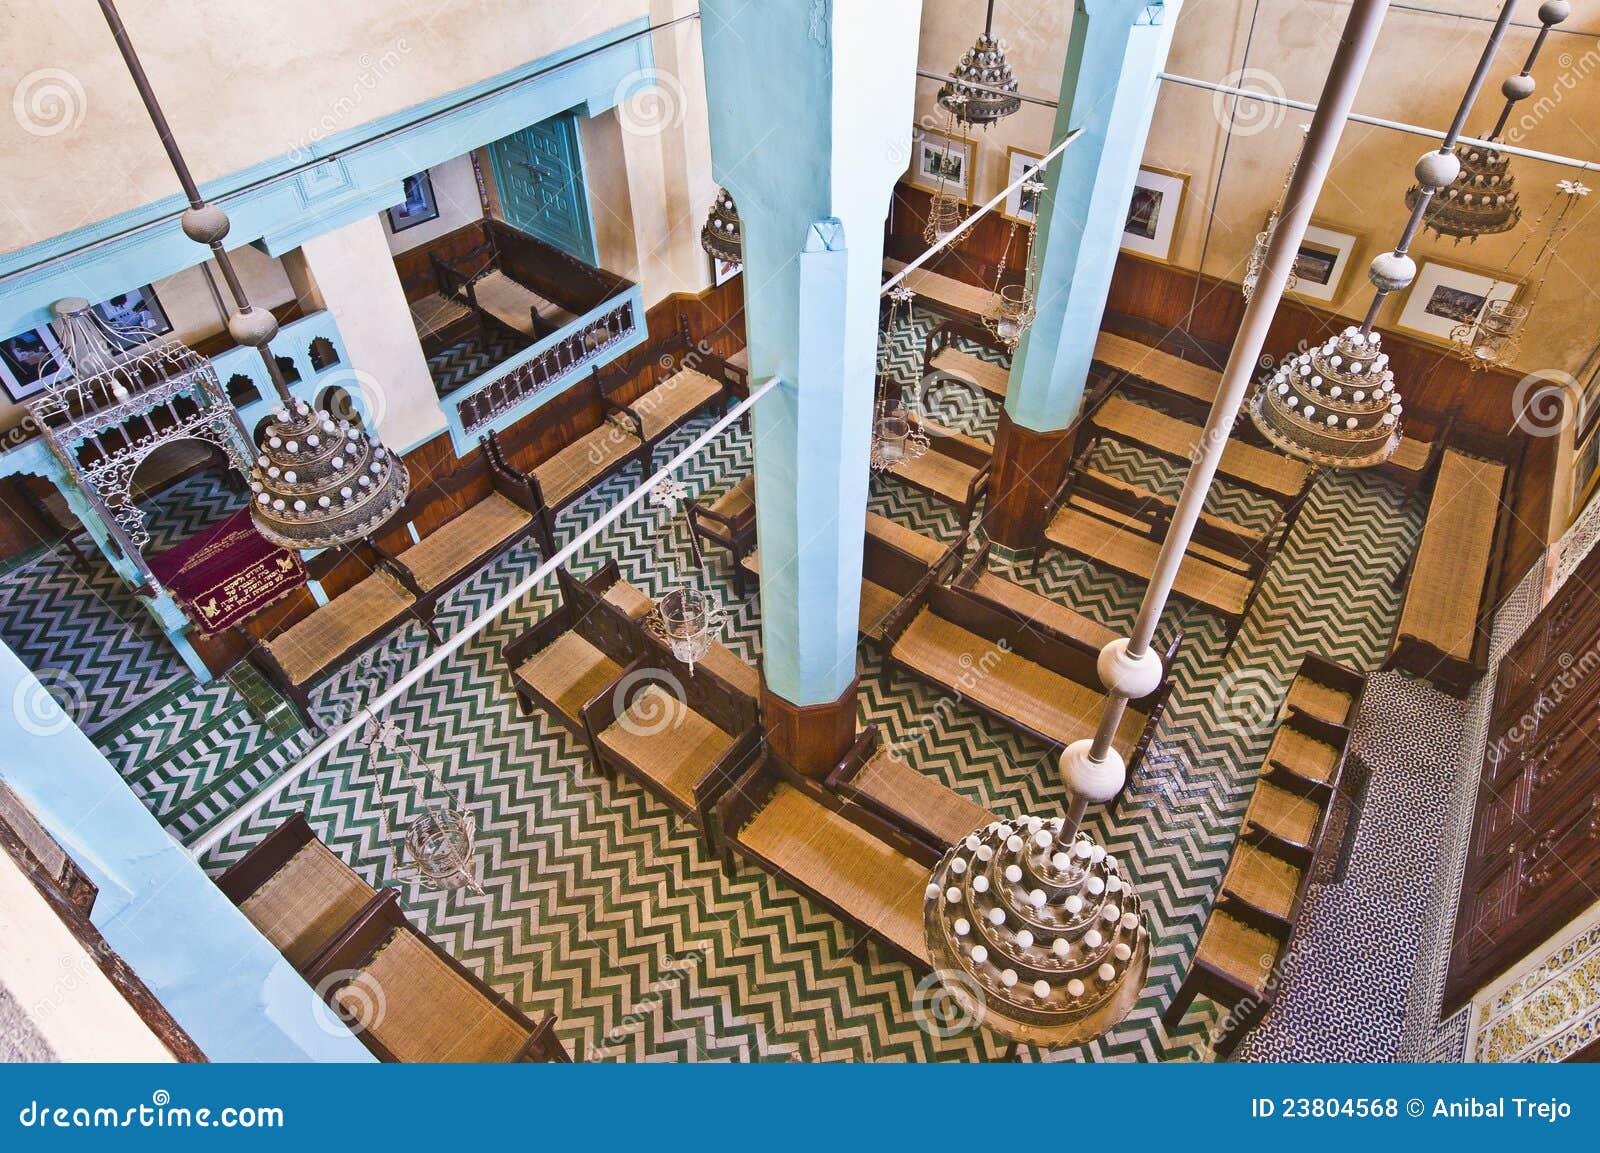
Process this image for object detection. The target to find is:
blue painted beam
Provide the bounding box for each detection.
[0,19,655,336]
[0,640,373,1061]
[1006,1,1184,433]
[700,1,922,705]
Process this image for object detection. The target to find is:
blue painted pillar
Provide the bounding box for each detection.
[0,640,373,1061]
[700,0,921,773]
[986,0,1183,551]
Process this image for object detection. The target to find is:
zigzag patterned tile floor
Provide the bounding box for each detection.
[10,319,1446,1061]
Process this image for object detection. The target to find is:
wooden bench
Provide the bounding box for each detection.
[524,419,644,554]
[1386,441,1515,697]
[882,419,992,531]
[304,890,571,1062]
[687,473,757,595]
[370,434,542,619]
[502,563,646,740]
[583,650,763,842]
[241,543,438,730]
[882,581,1176,775]
[714,755,940,969]
[1039,469,1269,637]
[922,320,1011,402]
[1087,394,1316,506]
[741,515,966,647]
[953,543,1118,654]
[827,724,997,854]
[217,813,377,972]
[595,313,742,472]
[882,258,994,324]
[434,228,576,343]
[1283,654,1366,730]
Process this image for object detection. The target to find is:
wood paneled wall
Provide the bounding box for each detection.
[887,182,1555,595]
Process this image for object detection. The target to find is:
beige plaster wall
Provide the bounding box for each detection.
[0,0,654,252]
[916,0,1600,378]
[381,152,485,256]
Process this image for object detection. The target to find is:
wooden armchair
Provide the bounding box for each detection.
[502,562,646,741]
[581,650,763,845]
[522,417,646,555]
[594,314,743,472]
[216,813,376,971]
[686,473,757,595]
[240,541,437,730]
[304,890,571,1063]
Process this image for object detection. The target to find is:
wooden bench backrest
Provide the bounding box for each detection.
[924,582,1103,688]
[560,562,645,667]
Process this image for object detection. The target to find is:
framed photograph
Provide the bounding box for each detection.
[908,127,975,203]
[386,170,440,233]
[1120,167,1188,262]
[1571,416,1600,524]
[711,254,742,288]
[0,326,68,404]
[1288,223,1362,305]
[1002,147,1046,224]
[1394,260,1518,344]
[93,284,172,340]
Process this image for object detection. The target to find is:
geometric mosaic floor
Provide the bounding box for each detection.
[0,316,1453,1061]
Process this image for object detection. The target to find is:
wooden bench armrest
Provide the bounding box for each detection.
[709,754,780,873]
[216,812,316,904]
[691,727,765,847]
[512,1012,572,1063]
[301,888,405,992]
[600,397,645,441]
[365,537,423,599]
[825,726,879,793]
[503,603,577,671]
[578,654,642,739]
[877,566,935,647]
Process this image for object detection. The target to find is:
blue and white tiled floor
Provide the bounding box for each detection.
[0,316,1479,1061]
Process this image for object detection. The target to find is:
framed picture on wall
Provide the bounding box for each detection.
[1571,415,1600,524]
[1120,167,1188,262]
[1002,147,1045,224]
[1394,260,1518,344]
[0,326,68,404]
[711,254,742,287]
[908,127,976,203]
[93,284,172,340]
[386,170,440,233]
[1288,223,1362,305]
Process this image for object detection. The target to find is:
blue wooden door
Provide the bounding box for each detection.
[486,114,596,263]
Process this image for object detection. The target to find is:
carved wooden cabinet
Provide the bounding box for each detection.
[1444,542,1600,1010]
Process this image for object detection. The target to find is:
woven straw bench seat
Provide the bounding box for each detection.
[467,270,576,336]
[336,929,531,1063]
[1093,332,1222,406]
[1044,503,1253,618]
[890,446,984,506]
[602,577,655,622]
[1244,779,1321,852]
[514,630,625,725]
[265,571,416,687]
[1397,450,1507,664]
[739,781,932,965]
[892,609,1147,755]
[597,685,736,808]
[533,424,641,508]
[1192,908,1282,996]
[851,746,995,848]
[965,570,1117,652]
[625,368,725,442]
[882,258,994,321]
[727,346,748,372]
[706,474,755,523]
[1265,725,1341,788]
[1286,677,1353,727]
[1388,435,1432,475]
[408,292,472,341]
[741,550,902,640]
[865,512,949,567]
[238,839,375,968]
[1078,467,1265,544]
[929,345,1008,400]
[1221,841,1302,925]
[1093,395,1313,499]
[397,493,532,592]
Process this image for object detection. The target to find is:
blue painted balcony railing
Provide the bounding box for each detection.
[440,283,647,454]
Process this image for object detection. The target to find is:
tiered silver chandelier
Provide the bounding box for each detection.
[98,0,407,551]
[700,188,742,266]
[936,0,1022,127]
[1252,0,1528,468]
[1406,1,1570,242]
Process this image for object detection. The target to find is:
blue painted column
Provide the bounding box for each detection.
[0,640,373,1061]
[700,1,921,773]
[986,0,1183,551]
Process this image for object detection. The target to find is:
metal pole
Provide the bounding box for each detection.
[1061,0,1396,825]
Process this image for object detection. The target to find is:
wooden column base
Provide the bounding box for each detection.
[982,409,1077,552]
[761,677,859,780]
